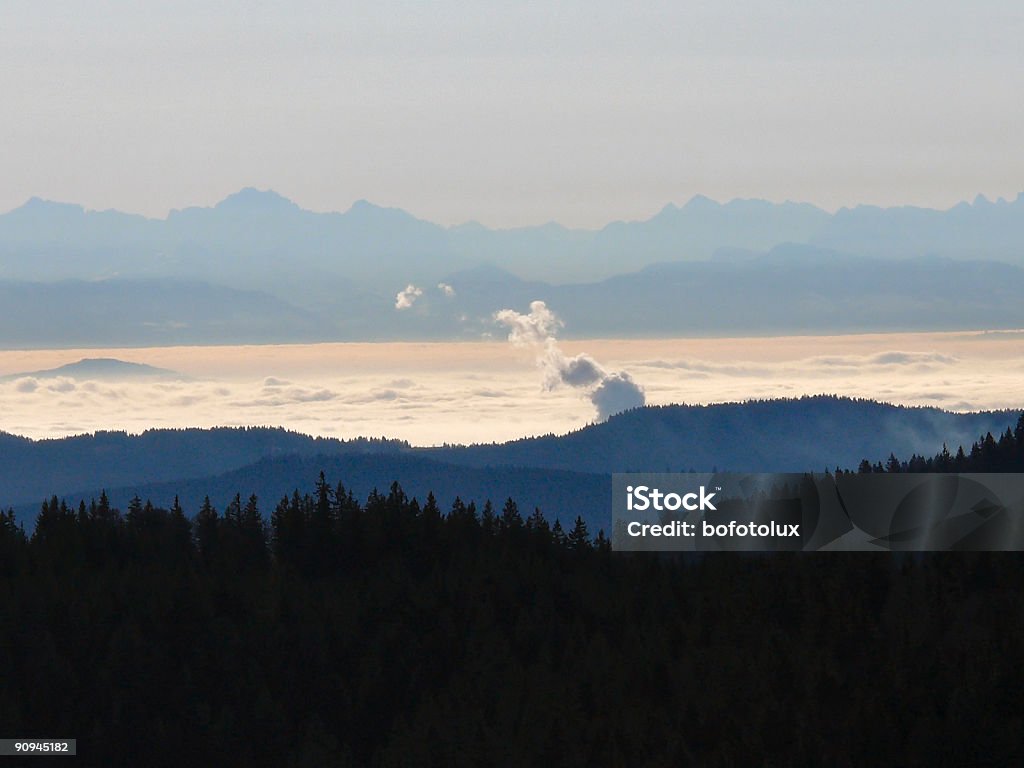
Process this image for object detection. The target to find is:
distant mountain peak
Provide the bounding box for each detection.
[0,357,179,382]
[344,198,426,225]
[682,194,719,210]
[650,202,680,220]
[214,187,299,212]
[346,199,407,216]
[12,197,84,216]
[450,220,487,233]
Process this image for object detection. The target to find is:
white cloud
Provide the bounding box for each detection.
[395,284,423,310]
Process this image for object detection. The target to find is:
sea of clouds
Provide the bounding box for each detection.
[1,331,1022,444]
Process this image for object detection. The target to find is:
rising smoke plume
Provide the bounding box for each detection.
[395,284,423,310]
[494,300,645,421]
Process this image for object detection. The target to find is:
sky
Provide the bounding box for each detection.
[2,1,1023,228]
[2,332,1023,445]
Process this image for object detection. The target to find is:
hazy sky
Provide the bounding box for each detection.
[2,1,1022,227]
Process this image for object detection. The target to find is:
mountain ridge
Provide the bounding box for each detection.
[10,188,1022,230]
[5,250,1024,345]
[5,188,1024,343]
[5,188,1024,289]
[3,398,1018,524]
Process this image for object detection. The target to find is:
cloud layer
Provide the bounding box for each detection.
[0,332,1022,445]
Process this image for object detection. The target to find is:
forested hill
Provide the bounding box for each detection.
[430,396,1019,474]
[0,428,407,505]
[1,398,1018,515]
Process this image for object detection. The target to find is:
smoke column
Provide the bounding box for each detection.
[494,300,645,421]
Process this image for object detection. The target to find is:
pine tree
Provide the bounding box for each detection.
[96,490,113,521]
[481,500,496,535]
[422,492,440,522]
[243,494,262,532]
[171,495,186,521]
[195,496,218,560]
[568,516,590,550]
[225,493,243,528]
[954,446,967,470]
[500,497,523,530]
[312,471,334,538]
[170,495,191,551]
[127,495,143,521]
[526,507,549,535]
[271,490,306,566]
[551,519,566,546]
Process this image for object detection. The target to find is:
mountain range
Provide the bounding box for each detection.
[4,189,1024,344]
[4,188,1024,286]
[3,253,1024,346]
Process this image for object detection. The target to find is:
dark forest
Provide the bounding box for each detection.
[2,423,1023,766]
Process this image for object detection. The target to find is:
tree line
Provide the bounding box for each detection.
[852,414,1024,474]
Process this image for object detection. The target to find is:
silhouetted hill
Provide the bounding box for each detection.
[429,397,1019,474]
[0,428,407,506]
